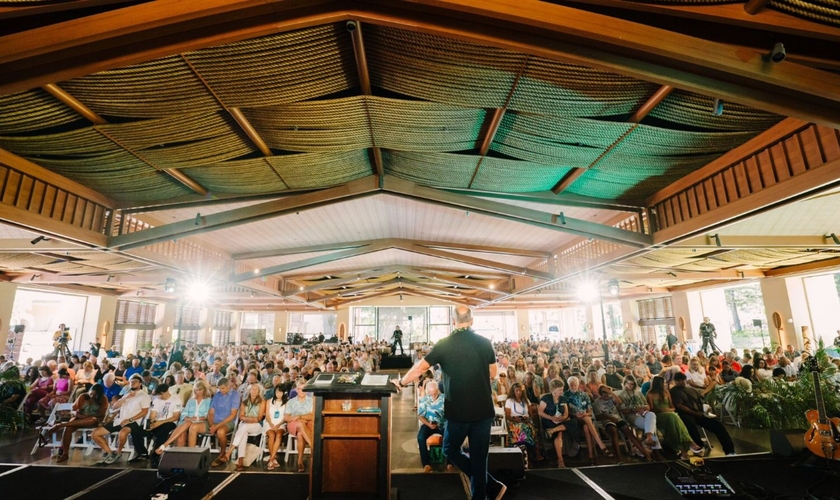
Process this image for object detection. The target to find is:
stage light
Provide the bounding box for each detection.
[577,282,599,302]
[607,279,620,296]
[30,236,46,245]
[164,278,176,293]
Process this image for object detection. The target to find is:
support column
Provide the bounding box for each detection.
[336,308,349,342]
[0,282,18,355]
[91,295,117,351]
[671,291,704,342]
[157,302,177,347]
[585,305,596,341]
[515,309,530,340]
[619,299,641,342]
[273,311,289,342]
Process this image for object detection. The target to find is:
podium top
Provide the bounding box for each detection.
[303,372,398,394]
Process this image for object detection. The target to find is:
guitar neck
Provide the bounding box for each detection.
[813,370,828,424]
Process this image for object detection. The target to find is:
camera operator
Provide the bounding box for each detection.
[52,323,71,345]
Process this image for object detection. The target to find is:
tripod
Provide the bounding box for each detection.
[51,339,72,360]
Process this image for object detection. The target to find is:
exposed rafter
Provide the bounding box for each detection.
[41,83,209,196]
[551,85,673,194]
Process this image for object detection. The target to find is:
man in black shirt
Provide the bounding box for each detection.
[396,306,506,500]
[392,326,405,355]
[670,372,735,455]
[699,317,720,355]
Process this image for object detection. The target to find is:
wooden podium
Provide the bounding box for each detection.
[304,374,397,500]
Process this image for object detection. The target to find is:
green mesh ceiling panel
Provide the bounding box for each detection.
[58,56,222,119]
[183,24,356,108]
[183,158,287,194]
[366,24,526,108]
[33,151,194,202]
[384,151,477,188]
[265,150,372,189]
[472,157,571,192]
[0,89,81,134]
[648,89,783,131]
[510,58,658,117]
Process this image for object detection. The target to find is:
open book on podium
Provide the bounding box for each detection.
[361,373,391,386]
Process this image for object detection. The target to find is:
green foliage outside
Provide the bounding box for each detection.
[0,367,28,436]
[706,341,840,430]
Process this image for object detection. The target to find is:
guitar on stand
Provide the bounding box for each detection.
[804,357,840,460]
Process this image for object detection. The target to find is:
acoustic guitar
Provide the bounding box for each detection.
[804,356,840,460]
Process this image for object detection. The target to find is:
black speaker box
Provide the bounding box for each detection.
[488,446,525,480]
[380,354,413,369]
[159,447,210,477]
[770,429,806,457]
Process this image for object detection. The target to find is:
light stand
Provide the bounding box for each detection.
[579,278,620,363]
[599,294,610,362]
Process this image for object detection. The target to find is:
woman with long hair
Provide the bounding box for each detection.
[25,366,54,421]
[42,384,108,462]
[565,376,612,465]
[646,376,701,458]
[264,384,288,470]
[505,382,542,466]
[154,380,212,453]
[36,367,73,422]
[221,383,266,470]
[285,378,314,472]
[537,378,575,468]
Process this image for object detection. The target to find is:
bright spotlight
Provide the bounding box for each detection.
[577,282,599,302]
[186,279,210,303]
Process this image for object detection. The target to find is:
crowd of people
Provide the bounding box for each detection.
[2,328,839,484]
[2,339,392,470]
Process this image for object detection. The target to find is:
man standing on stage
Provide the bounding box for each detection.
[392,325,405,355]
[395,306,506,500]
[699,317,720,354]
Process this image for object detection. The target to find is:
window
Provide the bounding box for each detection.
[173,305,201,345]
[472,311,515,342]
[240,312,274,344]
[353,306,377,342]
[429,306,452,343]
[289,313,336,339]
[113,300,158,353]
[637,297,675,345]
[213,311,233,346]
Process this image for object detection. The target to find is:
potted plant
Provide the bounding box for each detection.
[0,366,28,435]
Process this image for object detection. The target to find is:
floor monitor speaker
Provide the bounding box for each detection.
[158,447,210,477]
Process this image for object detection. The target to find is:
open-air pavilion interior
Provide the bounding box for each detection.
[1,0,840,498]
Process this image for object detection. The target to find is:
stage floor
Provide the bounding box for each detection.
[2,456,838,500]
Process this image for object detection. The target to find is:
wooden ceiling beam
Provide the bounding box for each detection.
[349,21,384,178]
[12,271,169,285]
[382,175,651,247]
[551,84,673,194]
[281,267,403,296]
[41,83,209,196]
[609,270,765,281]
[109,175,380,251]
[468,56,528,188]
[400,241,554,280]
[558,0,835,42]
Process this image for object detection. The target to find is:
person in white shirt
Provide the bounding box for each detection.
[91,375,151,464]
[145,383,182,467]
[264,384,288,470]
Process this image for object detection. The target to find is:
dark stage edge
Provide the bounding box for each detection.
[2,455,837,500]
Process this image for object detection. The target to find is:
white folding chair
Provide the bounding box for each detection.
[283,432,310,463]
[30,402,73,455]
[201,418,239,453]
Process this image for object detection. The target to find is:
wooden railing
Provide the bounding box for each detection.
[0,163,111,234]
[649,123,840,233]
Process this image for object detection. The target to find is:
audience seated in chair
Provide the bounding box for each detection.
[284,378,314,473]
[207,378,241,467]
[646,375,702,459]
[564,376,613,465]
[219,383,265,471]
[144,383,182,467]
[505,382,543,467]
[264,384,288,471]
[41,384,108,463]
[593,385,652,462]
[154,379,211,454]
[537,378,573,468]
[417,380,445,473]
[670,372,735,456]
[91,374,151,465]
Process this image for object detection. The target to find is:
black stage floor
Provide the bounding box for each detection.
[2,455,839,500]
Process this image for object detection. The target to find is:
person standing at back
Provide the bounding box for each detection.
[392,326,405,355]
[396,306,506,500]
